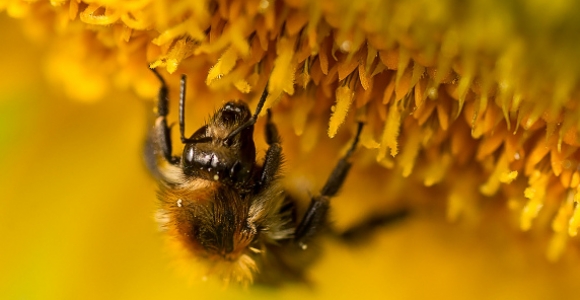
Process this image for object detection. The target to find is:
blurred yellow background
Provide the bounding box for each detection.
[1,13,580,300]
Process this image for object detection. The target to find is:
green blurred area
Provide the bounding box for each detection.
[2,12,580,300]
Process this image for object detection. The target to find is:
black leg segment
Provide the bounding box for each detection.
[294,122,364,248]
[264,109,280,145]
[340,209,409,243]
[151,68,169,118]
[149,68,179,165]
[257,110,283,192]
[321,122,363,196]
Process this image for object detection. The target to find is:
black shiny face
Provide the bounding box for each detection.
[181,100,257,186]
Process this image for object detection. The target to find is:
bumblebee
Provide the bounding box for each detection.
[145,68,364,284]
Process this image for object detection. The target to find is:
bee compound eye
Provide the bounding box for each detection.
[184,146,194,163]
[223,101,243,112]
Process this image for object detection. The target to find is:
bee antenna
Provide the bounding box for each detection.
[225,81,269,142]
[177,74,213,145]
[179,74,189,143]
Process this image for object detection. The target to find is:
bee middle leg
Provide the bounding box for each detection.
[294,123,364,249]
[257,110,282,191]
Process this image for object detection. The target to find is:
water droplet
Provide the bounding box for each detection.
[340,40,352,52]
[259,0,269,11]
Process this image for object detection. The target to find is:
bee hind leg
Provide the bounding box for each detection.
[338,209,409,244]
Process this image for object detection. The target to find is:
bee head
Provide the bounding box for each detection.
[181,100,257,186]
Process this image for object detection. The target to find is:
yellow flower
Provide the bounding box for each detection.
[2,0,580,297]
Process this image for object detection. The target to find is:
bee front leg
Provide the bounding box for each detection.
[294,123,364,249]
[144,68,180,181]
